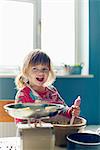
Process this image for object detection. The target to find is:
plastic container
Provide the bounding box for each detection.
[69,66,82,75]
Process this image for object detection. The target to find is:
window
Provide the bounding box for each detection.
[0,0,34,69]
[41,0,89,74]
[0,0,89,75]
[41,0,75,66]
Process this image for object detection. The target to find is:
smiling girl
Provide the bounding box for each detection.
[15,49,80,124]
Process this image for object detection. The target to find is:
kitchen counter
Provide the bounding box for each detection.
[0,125,99,150]
[0,136,66,150]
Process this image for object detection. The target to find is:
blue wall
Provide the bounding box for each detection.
[0,0,100,125]
[54,77,99,125]
[54,0,100,125]
[89,0,100,124]
[0,78,16,100]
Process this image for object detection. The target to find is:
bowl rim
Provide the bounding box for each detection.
[52,116,87,127]
[67,132,100,145]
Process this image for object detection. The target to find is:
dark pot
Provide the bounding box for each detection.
[67,133,100,150]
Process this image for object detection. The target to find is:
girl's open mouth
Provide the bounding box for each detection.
[36,77,44,82]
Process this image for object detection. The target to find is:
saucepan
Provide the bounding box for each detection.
[67,132,100,150]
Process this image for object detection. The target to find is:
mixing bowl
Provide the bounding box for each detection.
[43,115,87,146]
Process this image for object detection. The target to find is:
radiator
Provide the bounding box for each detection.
[0,122,17,137]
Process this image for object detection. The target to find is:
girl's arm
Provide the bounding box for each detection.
[49,86,80,119]
[14,87,35,124]
[48,85,72,118]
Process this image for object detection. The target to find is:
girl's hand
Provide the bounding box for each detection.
[72,96,81,117]
[71,96,81,117]
[71,105,80,117]
[70,96,81,125]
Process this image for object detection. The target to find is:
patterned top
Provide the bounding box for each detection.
[15,85,71,123]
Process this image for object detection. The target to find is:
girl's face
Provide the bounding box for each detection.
[27,64,49,87]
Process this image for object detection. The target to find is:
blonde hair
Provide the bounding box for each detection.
[15,49,56,89]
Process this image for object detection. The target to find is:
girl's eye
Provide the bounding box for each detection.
[32,67,49,73]
[32,67,37,72]
[32,67,37,70]
[42,68,49,72]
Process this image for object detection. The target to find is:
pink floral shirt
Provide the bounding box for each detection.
[15,85,71,123]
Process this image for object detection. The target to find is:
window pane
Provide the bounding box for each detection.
[41,0,75,65]
[0,0,33,67]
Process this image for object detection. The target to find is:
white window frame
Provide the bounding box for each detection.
[3,0,40,48]
[40,0,89,75]
[75,0,89,74]
[9,0,41,49]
